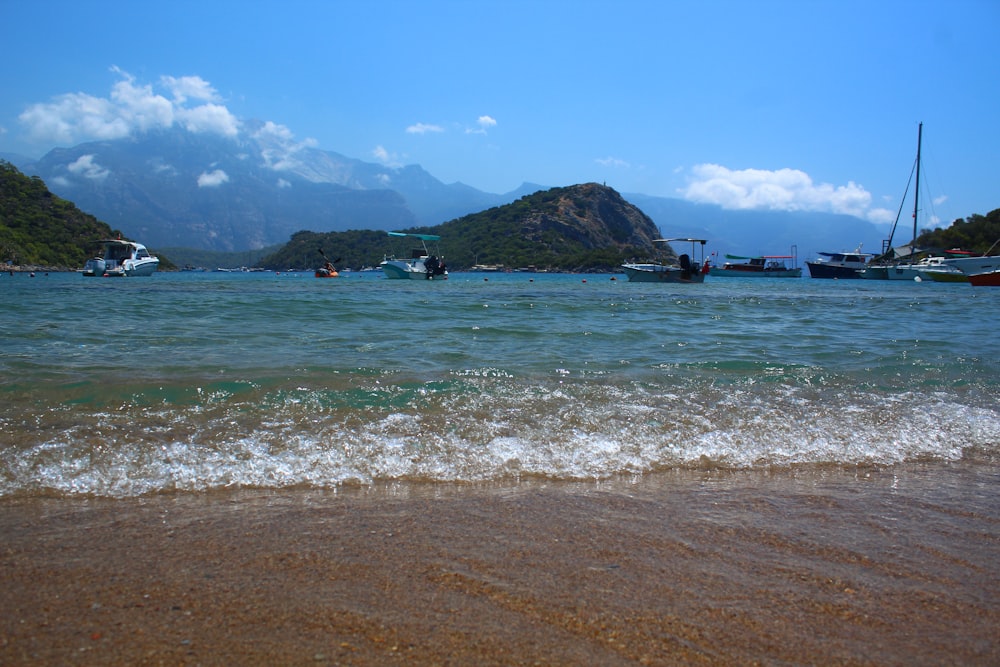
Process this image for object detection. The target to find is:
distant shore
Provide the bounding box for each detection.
[3,265,68,274]
[2,463,997,665]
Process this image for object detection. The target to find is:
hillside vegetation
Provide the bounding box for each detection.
[261,183,664,271]
[0,160,173,270]
[916,208,1000,254]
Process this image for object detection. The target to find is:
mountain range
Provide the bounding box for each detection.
[2,123,889,259]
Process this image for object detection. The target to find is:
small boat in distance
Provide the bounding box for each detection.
[82,238,159,277]
[805,246,873,279]
[315,248,340,278]
[709,248,801,278]
[380,232,448,280]
[621,238,708,283]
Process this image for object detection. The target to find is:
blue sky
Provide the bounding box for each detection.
[2,0,997,229]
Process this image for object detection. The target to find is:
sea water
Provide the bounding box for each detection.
[1,270,998,497]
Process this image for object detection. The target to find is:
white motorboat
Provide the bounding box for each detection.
[621,238,708,283]
[380,232,448,280]
[82,238,160,277]
[942,240,1000,278]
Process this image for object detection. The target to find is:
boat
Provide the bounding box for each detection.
[943,255,1000,278]
[709,248,801,278]
[942,240,1000,279]
[82,238,159,277]
[860,123,959,282]
[621,238,708,283]
[914,256,967,283]
[805,246,873,279]
[380,232,448,280]
[315,248,340,278]
[968,270,1000,287]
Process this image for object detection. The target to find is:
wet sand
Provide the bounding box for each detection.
[2,461,998,666]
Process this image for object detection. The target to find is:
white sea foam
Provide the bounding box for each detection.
[3,380,998,498]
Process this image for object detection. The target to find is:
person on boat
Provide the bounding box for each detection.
[425,255,440,279]
[323,260,336,274]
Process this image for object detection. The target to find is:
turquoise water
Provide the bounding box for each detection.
[2,270,998,496]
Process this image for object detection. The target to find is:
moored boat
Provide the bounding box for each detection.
[860,123,961,283]
[942,240,1000,279]
[82,238,159,277]
[621,238,708,283]
[380,232,448,280]
[907,256,967,283]
[805,247,873,279]
[709,250,801,278]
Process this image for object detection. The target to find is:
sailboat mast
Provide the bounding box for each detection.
[911,122,922,248]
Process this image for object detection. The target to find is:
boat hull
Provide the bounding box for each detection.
[805,262,863,279]
[886,265,926,281]
[621,265,705,283]
[121,258,159,277]
[968,270,1000,286]
[708,267,801,278]
[922,269,968,283]
[83,258,159,277]
[943,256,1000,277]
[381,260,447,280]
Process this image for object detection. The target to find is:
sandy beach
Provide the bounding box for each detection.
[2,461,998,666]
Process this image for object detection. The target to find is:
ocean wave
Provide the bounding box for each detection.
[2,376,998,498]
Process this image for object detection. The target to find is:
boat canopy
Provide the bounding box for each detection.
[724,254,795,259]
[653,238,707,244]
[388,232,440,241]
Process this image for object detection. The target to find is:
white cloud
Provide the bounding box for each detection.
[67,154,110,180]
[109,71,174,132]
[466,115,497,135]
[276,178,291,188]
[146,157,178,176]
[681,163,882,220]
[372,145,402,168]
[254,120,295,142]
[596,156,629,169]
[176,103,239,136]
[197,169,229,187]
[253,121,317,171]
[18,67,240,145]
[160,75,220,104]
[406,122,444,134]
[20,92,130,143]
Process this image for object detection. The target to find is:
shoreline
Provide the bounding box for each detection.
[2,463,998,665]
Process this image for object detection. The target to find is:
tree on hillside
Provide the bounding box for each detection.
[0,160,122,268]
[917,208,1000,254]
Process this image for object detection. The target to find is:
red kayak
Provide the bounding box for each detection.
[314,269,339,278]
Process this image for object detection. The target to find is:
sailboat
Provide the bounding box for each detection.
[859,122,956,281]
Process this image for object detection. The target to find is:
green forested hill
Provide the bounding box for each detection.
[260,183,664,271]
[916,208,1000,254]
[0,160,175,270]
